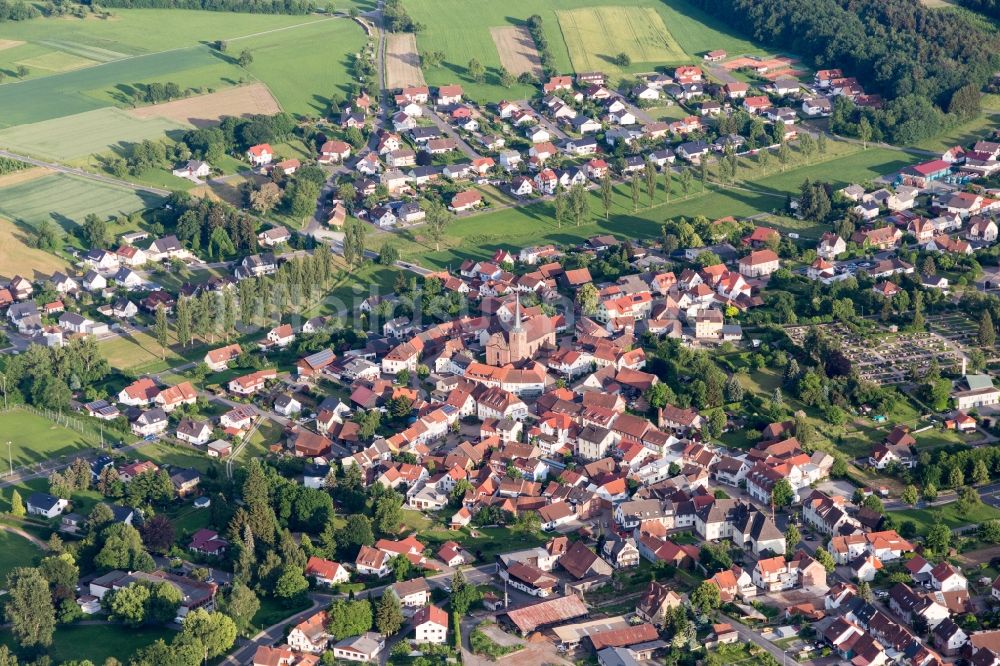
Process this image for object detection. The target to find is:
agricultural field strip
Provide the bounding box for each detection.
[0,16,338,90]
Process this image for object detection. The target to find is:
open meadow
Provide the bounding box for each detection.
[0,172,160,232]
[403,0,768,101]
[0,46,246,128]
[233,17,367,117]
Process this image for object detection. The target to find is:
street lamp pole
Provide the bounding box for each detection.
[6,441,12,478]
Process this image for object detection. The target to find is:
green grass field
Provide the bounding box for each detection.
[0,9,326,83]
[0,12,361,128]
[404,0,767,101]
[0,172,160,232]
[890,501,1000,536]
[0,410,100,468]
[557,6,687,73]
[234,17,367,117]
[746,146,910,194]
[0,531,44,583]
[0,46,244,128]
[0,107,191,162]
[0,624,174,664]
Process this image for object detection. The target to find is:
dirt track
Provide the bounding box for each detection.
[127,83,282,127]
[490,26,542,78]
[385,33,426,89]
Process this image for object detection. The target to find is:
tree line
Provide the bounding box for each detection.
[688,0,1000,144]
[82,0,313,13]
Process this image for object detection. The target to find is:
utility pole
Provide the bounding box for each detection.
[6,441,11,478]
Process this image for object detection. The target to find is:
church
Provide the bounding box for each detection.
[485,296,556,366]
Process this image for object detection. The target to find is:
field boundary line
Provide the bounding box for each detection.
[224,15,340,42]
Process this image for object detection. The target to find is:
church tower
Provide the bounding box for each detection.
[509,294,528,363]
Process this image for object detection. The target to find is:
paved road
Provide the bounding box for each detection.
[0,149,170,197]
[519,100,568,140]
[421,105,482,159]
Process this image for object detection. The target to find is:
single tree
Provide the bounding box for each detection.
[858,117,872,149]
[9,489,24,518]
[467,58,485,83]
[926,523,951,555]
[690,580,721,615]
[979,311,996,348]
[814,547,836,573]
[425,200,449,252]
[375,592,403,635]
[153,304,168,360]
[5,568,56,648]
[600,174,612,219]
[785,523,801,552]
[237,50,254,68]
[180,609,238,660]
[770,478,794,509]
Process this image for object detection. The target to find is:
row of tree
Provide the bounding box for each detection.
[83,0,312,13]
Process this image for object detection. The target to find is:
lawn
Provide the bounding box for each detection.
[97,330,188,373]
[137,440,223,474]
[0,409,101,469]
[235,17,368,117]
[0,172,161,233]
[745,146,911,195]
[0,623,174,664]
[403,0,767,102]
[0,531,44,583]
[890,501,1000,536]
[289,257,404,319]
[0,217,69,279]
[556,6,687,74]
[0,107,190,162]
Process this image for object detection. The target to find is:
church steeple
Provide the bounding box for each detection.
[509,293,527,363]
